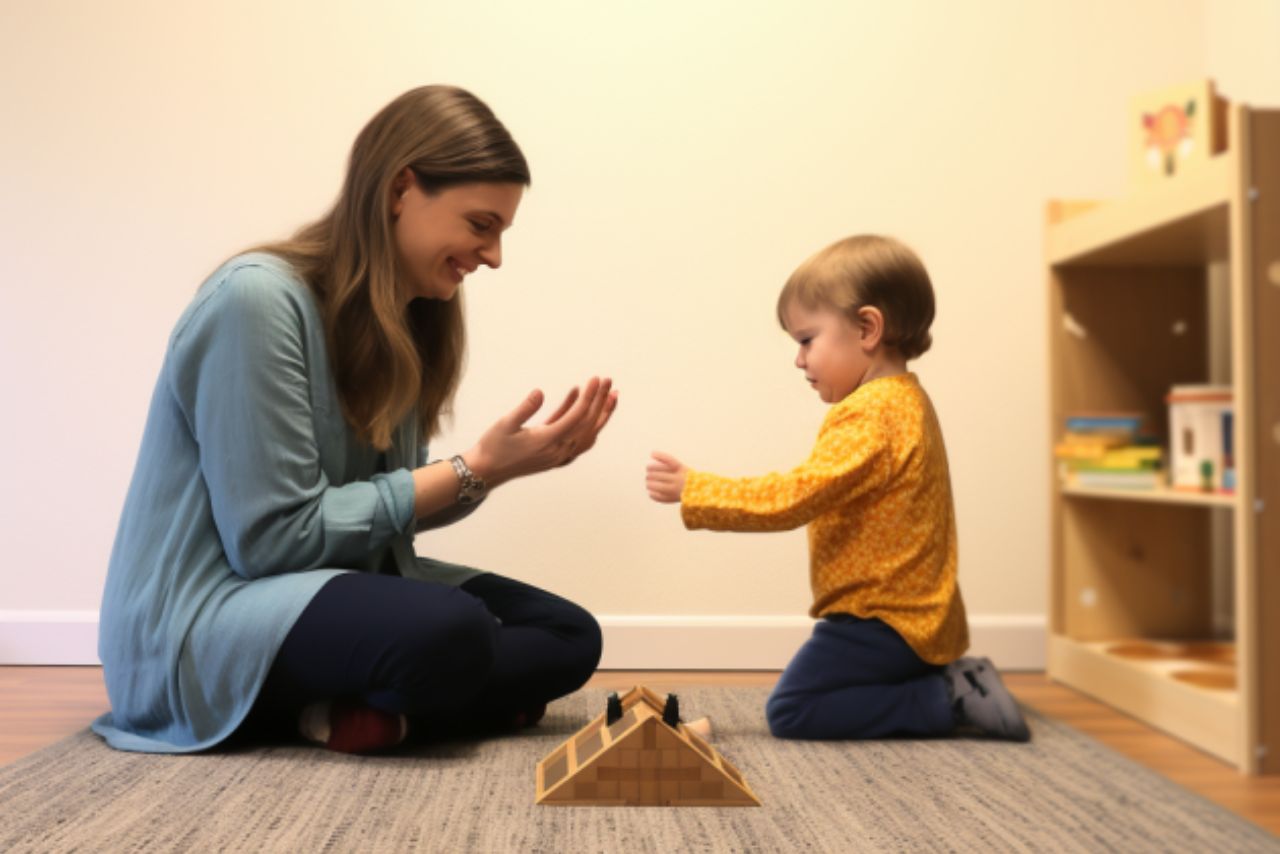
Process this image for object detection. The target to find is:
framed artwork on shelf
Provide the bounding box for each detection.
[1129,79,1229,187]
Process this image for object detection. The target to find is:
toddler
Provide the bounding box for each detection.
[647,235,1029,741]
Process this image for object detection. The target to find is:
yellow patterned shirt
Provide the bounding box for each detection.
[680,373,968,664]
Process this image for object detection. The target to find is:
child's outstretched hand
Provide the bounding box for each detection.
[646,452,688,503]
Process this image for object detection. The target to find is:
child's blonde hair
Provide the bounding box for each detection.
[777,234,935,360]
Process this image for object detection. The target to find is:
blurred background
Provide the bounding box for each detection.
[2,0,1276,666]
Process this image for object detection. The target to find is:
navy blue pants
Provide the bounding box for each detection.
[765,614,955,739]
[249,571,602,735]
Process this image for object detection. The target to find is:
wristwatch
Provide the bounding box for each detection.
[449,455,487,505]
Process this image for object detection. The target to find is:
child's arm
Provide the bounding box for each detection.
[676,407,891,532]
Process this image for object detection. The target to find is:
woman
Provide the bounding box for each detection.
[93,85,616,754]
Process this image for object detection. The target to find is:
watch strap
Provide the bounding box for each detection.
[449,455,486,505]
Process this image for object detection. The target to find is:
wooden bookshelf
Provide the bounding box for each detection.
[1046,104,1280,773]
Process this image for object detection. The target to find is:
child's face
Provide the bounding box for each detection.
[783,301,872,404]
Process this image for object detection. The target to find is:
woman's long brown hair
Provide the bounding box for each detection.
[254,85,530,449]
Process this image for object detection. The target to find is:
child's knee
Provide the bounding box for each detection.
[764,693,803,739]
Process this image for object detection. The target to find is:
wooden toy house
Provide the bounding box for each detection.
[535,686,760,806]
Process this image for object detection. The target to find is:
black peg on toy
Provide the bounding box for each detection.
[663,693,681,727]
[606,691,622,725]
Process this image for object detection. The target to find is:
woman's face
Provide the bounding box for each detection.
[391,175,524,302]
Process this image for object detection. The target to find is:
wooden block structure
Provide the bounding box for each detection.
[535,686,760,806]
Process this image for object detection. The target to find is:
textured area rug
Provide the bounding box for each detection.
[0,687,1275,852]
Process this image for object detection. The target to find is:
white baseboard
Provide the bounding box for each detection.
[0,611,101,665]
[0,611,1046,670]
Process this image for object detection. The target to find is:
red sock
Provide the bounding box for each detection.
[300,699,408,754]
[513,702,547,729]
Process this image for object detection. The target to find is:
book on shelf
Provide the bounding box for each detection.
[1070,469,1164,490]
[1056,410,1163,491]
[1056,443,1162,468]
[1063,412,1146,437]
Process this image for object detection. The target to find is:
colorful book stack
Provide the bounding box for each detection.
[1054,412,1164,490]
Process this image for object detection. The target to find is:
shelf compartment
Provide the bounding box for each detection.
[1048,634,1240,766]
[1047,154,1233,267]
[1050,265,1209,445]
[1059,500,1214,641]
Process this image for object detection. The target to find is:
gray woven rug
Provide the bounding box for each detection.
[0,686,1275,852]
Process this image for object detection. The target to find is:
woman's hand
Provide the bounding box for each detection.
[465,377,618,487]
[646,451,688,503]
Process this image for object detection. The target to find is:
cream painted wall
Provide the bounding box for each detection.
[0,2,1267,627]
[1206,0,1280,106]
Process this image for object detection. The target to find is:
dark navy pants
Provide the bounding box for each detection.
[248,571,602,735]
[765,614,955,739]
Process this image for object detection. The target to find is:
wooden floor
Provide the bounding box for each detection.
[2,667,1278,835]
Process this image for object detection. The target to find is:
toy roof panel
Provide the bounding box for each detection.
[536,685,761,806]
[539,716,761,806]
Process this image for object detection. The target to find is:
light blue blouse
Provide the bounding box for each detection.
[93,253,477,753]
